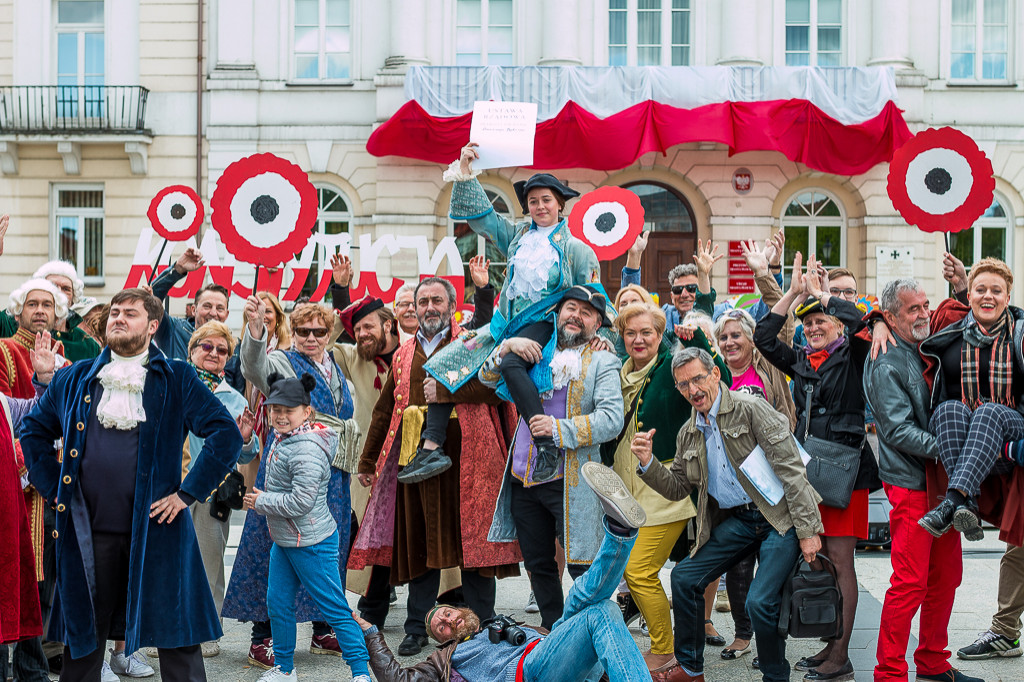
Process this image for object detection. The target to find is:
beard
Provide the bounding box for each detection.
[107,328,150,356]
[356,331,387,361]
[557,316,595,348]
[418,309,451,338]
[450,608,481,642]
[910,320,931,341]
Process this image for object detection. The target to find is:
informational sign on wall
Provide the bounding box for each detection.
[875,246,915,293]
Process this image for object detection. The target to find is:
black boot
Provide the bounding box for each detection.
[918,497,957,537]
[397,446,453,484]
[953,498,985,542]
[532,442,564,483]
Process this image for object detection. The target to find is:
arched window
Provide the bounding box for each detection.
[780,190,845,285]
[451,186,512,301]
[948,194,1014,268]
[299,185,351,300]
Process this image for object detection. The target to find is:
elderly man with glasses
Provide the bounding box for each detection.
[633,347,823,682]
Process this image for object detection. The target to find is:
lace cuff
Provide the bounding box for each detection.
[442,160,483,183]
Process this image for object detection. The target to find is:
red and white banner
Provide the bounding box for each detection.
[368,65,912,175]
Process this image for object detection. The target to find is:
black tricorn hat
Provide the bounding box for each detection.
[513,173,580,212]
[556,285,612,328]
[265,372,316,407]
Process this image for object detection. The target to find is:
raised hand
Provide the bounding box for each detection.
[468,254,491,289]
[740,239,770,277]
[630,428,657,467]
[30,330,57,384]
[459,142,480,176]
[942,251,968,292]
[765,231,785,267]
[0,214,9,256]
[805,254,824,299]
[244,295,267,338]
[693,239,724,275]
[330,253,354,287]
[236,408,256,444]
[174,247,205,273]
[787,252,806,297]
[625,230,651,269]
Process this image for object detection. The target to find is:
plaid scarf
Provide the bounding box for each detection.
[189,362,224,393]
[961,309,1015,410]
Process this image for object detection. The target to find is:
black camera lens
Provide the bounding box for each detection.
[505,625,527,646]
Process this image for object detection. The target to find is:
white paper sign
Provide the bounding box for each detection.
[739,445,785,506]
[469,101,538,170]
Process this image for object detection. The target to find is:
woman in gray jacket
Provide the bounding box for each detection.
[243,373,371,682]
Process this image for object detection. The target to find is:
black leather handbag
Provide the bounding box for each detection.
[777,553,843,640]
[799,384,860,509]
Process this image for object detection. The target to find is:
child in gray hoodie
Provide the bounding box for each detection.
[244,372,371,682]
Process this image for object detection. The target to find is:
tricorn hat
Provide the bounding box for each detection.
[555,284,611,328]
[513,173,580,212]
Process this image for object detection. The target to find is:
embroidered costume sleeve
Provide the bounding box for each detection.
[449,177,519,257]
[552,352,624,450]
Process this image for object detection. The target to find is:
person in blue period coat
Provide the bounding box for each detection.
[19,288,243,682]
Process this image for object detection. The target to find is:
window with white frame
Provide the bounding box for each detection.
[780,190,845,285]
[53,186,104,285]
[951,0,1009,81]
[293,0,351,80]
[455,0,513,66]
[948,195,1013,269]
[451,186,511,300]
[608,0,691,66]
[299,185,351,299]
[785,0,841,66]
[56,0,104,117]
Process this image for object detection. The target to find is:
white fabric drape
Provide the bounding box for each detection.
[405,65,899,126]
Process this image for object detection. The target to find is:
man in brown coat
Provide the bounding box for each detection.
[348,276,521,657]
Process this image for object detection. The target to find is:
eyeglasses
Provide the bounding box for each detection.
[829,287,857,298]
[394,301,415,310]
[293,327,330,338]
[672,284,699,295]
[674,373,711,391]
[197,342,229,357]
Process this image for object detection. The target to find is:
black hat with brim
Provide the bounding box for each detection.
[514,173,580,212]
[794,295,824,320]
[555,285,612,328]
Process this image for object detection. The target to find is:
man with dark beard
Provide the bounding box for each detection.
[20,288,242,681]
[482,285,624,630]
[348,276,521,658]
[354,462,651,682]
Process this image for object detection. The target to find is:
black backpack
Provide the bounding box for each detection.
[777,554,843,640]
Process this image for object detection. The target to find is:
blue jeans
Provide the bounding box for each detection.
[0,638,50,682]
[522,521,651,682]
[267,531,370,677]
[670,509,800,682]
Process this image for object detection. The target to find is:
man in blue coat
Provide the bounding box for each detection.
[20,288,243,682]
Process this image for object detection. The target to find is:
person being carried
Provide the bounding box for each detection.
[355,461,652,682]
[243,372,372,682]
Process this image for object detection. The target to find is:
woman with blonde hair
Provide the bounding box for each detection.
[605,301,730,672]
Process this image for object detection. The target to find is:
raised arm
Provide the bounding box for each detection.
[447,144,518,256]
[754,252,805,374]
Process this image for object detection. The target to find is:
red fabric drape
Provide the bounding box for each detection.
[368,99,912,175]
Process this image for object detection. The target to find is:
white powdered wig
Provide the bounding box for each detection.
[32,260,83,304]
[8,278,69,321]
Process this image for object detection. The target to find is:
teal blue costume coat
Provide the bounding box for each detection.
[20,344,242,658]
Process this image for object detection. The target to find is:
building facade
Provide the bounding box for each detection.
[2,0,1023,309]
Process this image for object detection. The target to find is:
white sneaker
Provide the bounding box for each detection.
[580,462,646,529]
[201,640,220,657]
[352,676,372,682]
[100,661,119,682]
[525,590,540,614]
[258,665,298,680]
[109,649,155,678]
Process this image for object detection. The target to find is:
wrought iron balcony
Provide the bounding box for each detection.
[0,85,150,134]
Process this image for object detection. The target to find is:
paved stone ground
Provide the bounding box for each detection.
[45,511,1024,681]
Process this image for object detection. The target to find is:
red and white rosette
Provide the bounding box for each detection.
[567,186,646,260]
[147,185,204,241]
[887,127,995,233]
[210,153,318,266]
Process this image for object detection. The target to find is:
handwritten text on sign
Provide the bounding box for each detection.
[469,101,538,170]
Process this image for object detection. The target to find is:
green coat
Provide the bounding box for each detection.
[0,310,99,362]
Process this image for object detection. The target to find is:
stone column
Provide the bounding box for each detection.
[867,0,914,68]
[389,0,429,65]
[539,2,581,65]
[717,0,762,66]
[215,0,255,68]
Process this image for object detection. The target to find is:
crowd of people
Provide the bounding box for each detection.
[3,145,1024,682]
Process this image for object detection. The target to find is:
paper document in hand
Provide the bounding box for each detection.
[469,101,538,170]
[739,445,785,506]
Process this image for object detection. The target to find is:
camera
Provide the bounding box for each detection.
[484,614,527,646]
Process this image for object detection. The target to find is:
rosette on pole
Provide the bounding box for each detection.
[887,127,995,235]
[567,186,645,260]
[210,153,319,268]
[148,185,204,241]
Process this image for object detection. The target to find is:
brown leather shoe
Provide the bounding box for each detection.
[650,661,705,682]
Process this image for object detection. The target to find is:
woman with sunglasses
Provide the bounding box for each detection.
[754,253,881,681]
[224,300,357,668]
[184,321,261,657]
